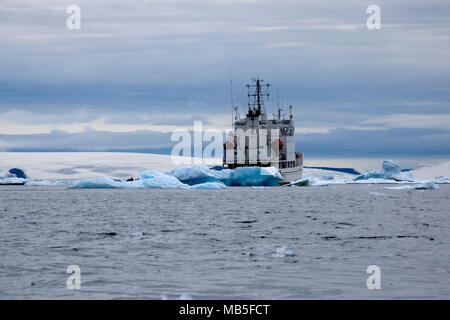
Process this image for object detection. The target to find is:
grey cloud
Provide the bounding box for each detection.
[0,130,173,152]
[0,0,449,156]
[296,128,450,157]
[1,127,449,157]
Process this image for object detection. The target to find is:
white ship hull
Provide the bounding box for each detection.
[280,166,303,183]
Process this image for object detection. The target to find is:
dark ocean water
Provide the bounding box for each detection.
[0,185,449,299]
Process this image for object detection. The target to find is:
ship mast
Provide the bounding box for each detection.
[230,78,234,127]
[246,78,270,118]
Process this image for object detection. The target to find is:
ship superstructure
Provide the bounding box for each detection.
[223,78,303,182]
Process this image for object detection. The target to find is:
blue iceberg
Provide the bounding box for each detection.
[355,160,414,182]
[167,166,230,185]
[228,167,282,186]
[70,177,125,189]
[0,170,14,179]
[9,168,27,179]
[70,172,188,189]
[167,165,282,187]
[0,169,26,185]
[70,165,283,189]
[140,170,188,188]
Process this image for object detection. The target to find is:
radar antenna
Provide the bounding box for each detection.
[246,78,270,118]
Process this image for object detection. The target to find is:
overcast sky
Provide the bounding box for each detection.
[0,0,449,157]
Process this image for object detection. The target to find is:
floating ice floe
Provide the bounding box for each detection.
[385,181,439,190]
[140,170,188,188]
[70,175,188,189]
[290,177,323,187]
[167,165,229,185]
[69,166,282,189]
[167,165,282,187]
[267,246,295,258]
[179,293,193,300]
[289,160,421,187]
[0,169,26,185]
[431,176,450,184]
[229,166,282,186]
[0,177,26,185]
[24,180,74,186]
[70,177,126,189]
[289,173,344,186]
[188,182,227,189]
[0,170,14,179]
[355,160,414,182]
[369,192,386,196]
[160,293,193,300]
[8,168,27,179]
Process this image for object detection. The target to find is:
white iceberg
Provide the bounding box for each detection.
[290,175,328,186]
[0,177,26,185]
[414,181,439,190]
[289,173,348,186]
[0,170,15,179]
[0,170,26,185]
[431,176,450,184]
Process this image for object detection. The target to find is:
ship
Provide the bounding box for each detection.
[223,78,303,183]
